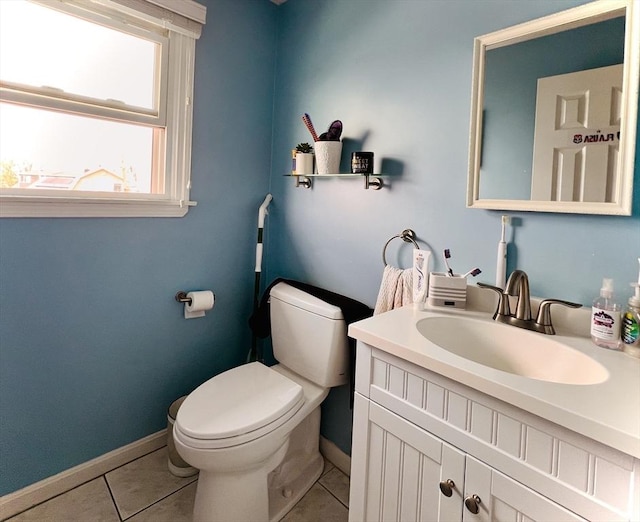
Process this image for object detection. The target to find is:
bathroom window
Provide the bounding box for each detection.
[0,0,206,217]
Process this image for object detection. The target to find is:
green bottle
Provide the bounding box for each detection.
[622,259,640,358]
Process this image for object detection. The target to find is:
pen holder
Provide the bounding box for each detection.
[427,272,467,309]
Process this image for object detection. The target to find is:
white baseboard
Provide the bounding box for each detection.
[319,436,351,477]
[0,430,167,521]
[1,432,347,520]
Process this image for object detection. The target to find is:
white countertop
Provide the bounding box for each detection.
[348,291,640,459]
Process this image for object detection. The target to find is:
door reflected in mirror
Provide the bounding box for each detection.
[467,0,639,215]
[530,64,622,203]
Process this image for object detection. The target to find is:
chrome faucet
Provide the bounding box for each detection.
[505,270,532,323]
[478,270,581,335]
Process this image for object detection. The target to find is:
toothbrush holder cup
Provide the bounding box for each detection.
[314,141,342,174]
[428,272,467,309]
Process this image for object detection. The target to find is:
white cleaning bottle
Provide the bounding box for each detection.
[621,258,640,357]
[591,278,621,350]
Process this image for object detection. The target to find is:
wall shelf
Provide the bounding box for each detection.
[285,173,384,190]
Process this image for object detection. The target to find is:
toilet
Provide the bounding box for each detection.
[173,282,350,522]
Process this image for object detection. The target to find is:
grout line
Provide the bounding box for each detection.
[8,448,345,522]
[2,476,120,522]
[120,480,198,521]
[102,476,123,522]
[317,480,349,510]
[1,432,168,521]
[4,447,171,522]
[103,447,172,521]
[320,462,335,478]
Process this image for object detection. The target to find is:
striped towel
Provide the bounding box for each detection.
[374,265,413,315]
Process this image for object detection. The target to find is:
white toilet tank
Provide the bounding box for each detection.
[269,282,349,388]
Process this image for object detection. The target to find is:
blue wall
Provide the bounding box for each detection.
[0,0,278,496]
[2,0,639,496]
[269,0,640,454]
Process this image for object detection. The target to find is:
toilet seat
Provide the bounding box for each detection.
[175,362,304,449]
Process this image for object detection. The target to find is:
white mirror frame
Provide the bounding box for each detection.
[467,0,639,215]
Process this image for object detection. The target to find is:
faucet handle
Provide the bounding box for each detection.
[477,282,511,319]
[535,299,582,335]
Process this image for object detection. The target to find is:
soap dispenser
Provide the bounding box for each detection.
[590,278,621,350]
[621,259,640,357]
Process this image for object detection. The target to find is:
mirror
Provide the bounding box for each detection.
[467,0,639,215]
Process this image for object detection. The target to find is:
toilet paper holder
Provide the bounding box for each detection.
[175,291,193,305]
[175,290,216,319]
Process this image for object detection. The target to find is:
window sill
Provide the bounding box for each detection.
[0,196,196,218]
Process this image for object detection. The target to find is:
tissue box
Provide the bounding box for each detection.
[428,272,467,309]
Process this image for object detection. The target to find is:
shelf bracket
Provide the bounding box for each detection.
[365,175,383,190]
[295,176,312,189]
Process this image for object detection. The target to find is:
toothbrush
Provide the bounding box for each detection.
[462,268,482,278]
[443,249,454,277]
[496,215,510,288]
[302,113,319,142]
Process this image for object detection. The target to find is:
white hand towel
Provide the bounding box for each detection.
[374,265,414,315]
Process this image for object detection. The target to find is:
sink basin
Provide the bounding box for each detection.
[416,316,608,385]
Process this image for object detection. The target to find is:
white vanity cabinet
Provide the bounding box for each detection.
[463,456,586,522]
[351,393,466,521]
[349,342,640,522]
[351,395,587,521]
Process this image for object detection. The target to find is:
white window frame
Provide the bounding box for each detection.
[0,0,206,218]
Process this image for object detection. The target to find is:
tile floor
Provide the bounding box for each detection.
[5,447,350,522]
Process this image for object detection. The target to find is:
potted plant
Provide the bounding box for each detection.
[295,142,314,175]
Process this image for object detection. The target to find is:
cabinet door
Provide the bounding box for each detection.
[463,456,588,522]
[350,395,465,522]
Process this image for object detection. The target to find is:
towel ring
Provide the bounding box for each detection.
[382,229,419,266]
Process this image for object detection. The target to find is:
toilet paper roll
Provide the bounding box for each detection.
[184,290,215,319]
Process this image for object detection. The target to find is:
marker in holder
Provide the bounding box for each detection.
[428,272,467,309]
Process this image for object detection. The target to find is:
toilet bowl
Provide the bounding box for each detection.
[174,282,350,522]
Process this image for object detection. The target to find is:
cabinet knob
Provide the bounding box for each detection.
[438,479,455,497]
[464,494,482,514]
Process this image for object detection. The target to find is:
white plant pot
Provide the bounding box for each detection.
[295,153,314,175]
[314,141,342,175]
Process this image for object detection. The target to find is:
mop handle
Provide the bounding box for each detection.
[258,194,273,229]
[255,244,264,272]
[255,194,273,272]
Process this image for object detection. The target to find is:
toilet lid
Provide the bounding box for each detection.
[176,362,303,441]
